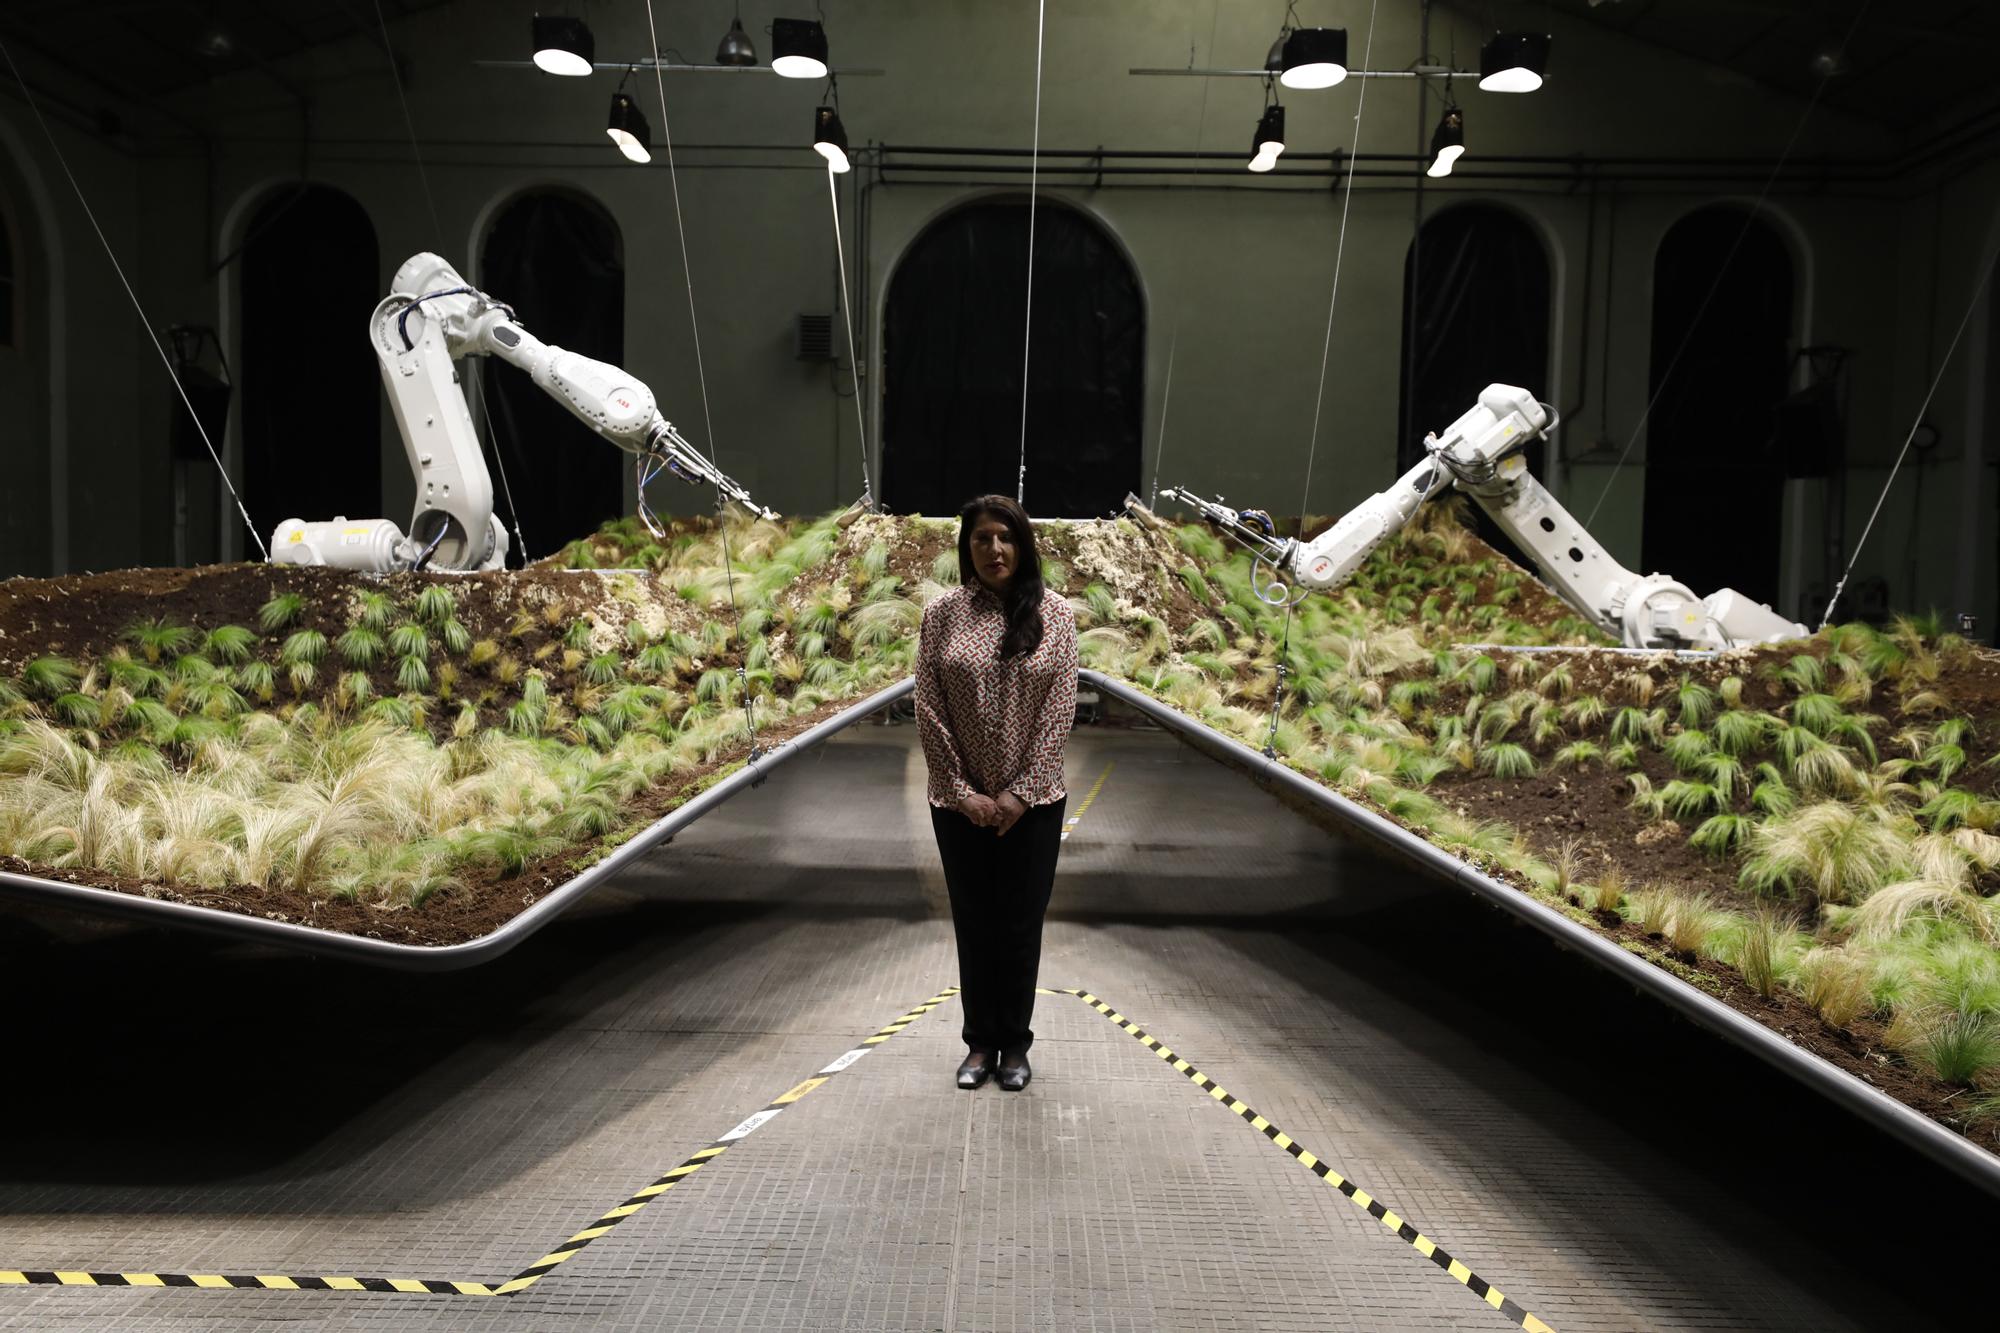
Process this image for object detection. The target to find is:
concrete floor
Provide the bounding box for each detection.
[0,719,1986,1330]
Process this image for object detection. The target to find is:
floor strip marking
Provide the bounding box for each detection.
[0,987,960,1299]
[1051,987,1556,1333]
[1061,761,1114,842]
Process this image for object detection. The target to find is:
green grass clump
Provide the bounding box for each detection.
[1479,742,1536,779]
[21,657,82,699]
[124,619,197,664]
[258,591,305,632]
[337,627,385,667]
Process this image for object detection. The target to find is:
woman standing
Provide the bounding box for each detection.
[915,495,1079,1092]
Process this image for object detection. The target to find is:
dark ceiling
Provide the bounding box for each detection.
[0,0,453,104]
[1545,0,2000,133]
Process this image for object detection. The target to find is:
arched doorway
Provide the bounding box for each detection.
[239,185,382,539]
[882,197,1144,517]
[480,189,624,558]
[0,166,50,577]
[1643,207,1793,606]
[1399,204,1552,564]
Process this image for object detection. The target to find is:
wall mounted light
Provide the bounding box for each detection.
[1478,32,1550,93]
[1248,105,1285,173]
[1426,105,1464,177]
[814,105,851,173]
[607,90,652,163]
[771,18,830,79]
[532,15,595,76]
[1279,28,1348,89]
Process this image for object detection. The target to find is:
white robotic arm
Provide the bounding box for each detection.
[272,253,774,573]
[1158,383,1806,651]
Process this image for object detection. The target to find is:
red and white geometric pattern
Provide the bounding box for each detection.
[916,583,1078,809]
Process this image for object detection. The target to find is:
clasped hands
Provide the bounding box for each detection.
[958,790,1028,836]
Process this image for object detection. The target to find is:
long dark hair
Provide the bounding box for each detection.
[957,494,1045,660]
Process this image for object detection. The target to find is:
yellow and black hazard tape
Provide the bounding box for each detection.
[1055,989,1556,1333]
[0,986,961,1299]
[1060,761,1114,842]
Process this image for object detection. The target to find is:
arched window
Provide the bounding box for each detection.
[239,184,382,532]
[0,194,17,349]
[480,189,624,558]
[882,197,1143,517]
[1643,207,1794,606]
[1399,204,1552,471]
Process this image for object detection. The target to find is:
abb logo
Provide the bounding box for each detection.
[614,395,632,410]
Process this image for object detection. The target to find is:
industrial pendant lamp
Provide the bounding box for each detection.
[1478,32,1551,93]
[1426,105,1464,178]
[531,15,594,76]
[715,7,757,66]
[606,90,652,163]
[771,18,830,79]
[1247,105,1285,173]
[1279,27,1347,89]
[814,105,851,173]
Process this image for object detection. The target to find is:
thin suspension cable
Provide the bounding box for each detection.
[1150,0,1223,512]
[0,36,269,560]
[1268,0,1381,756]
[1581,0,1871,529]
[642,0,761,753]
[370,0,446,248]
[825,167,875,508]
[1821,236,2000,628]
[1015,0,1047,505]
[468,367,529,564]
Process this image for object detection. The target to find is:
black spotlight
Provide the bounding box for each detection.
[532,15,594,76]
[1478,32,1551,93]
[1279,27,1348,89]
[813,105,851,173]
[1248,105,1285,173]
[771,18,830,79]
[716,13,757,66]
[606,90,651,163]
[1427,106,1464,177]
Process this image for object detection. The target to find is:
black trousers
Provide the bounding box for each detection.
[930,797,1066,1053]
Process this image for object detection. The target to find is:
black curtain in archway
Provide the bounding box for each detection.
[481,192,624,560]
[1399,206,1551,473]
[240,185,381,536]
[1643,209,1792,607]
[883,200,1143,517]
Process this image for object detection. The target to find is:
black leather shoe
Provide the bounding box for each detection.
[996,1050,1031,1092]
[956,1048,994,1090]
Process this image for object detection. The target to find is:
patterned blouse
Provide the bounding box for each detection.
[916,582,1078,810]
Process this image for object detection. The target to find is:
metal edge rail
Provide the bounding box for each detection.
[1079,669,2000,1201]
[0,680,915,972]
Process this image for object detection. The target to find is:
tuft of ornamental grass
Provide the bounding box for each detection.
[1851,880,2000,946]
[1893,1007,2000,1087]
[1586,864,1627,916]
[413,584,456,626]
[1478,742,1536,778]
[336,627,386,668]
[124,618,198,664]
[1795,948,1875,1028]
[439,619,472,657]
[22,656,82,699]
[1664,729,1712,773]
[258,591,305,632]
[1659,779,1723,821]
[281,629,328,667]
[1551,739,1602,770]
[388,624,430,660]
[1662,891,1722,956]
[1674,675,1716,729]
[583,652,622,686]
[395,654,430,694]
[203,625,257,665]
[1690,813,1752,858]
[1739,801,1908,904]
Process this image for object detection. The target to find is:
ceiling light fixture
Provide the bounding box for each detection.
[532,15,595,76]
[814,105,851,173]
[1478,32,1550,93]
[1426,105,1464,177]
[771,18,830,79]
[1279,27,1348,89]
[606,88,652,163]
[716,8,758,67]
[1248,104,1285,173]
